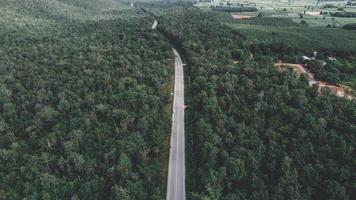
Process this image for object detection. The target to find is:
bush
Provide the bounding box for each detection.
[331,12,356,18]
[343,23,356,30]
[307,60,341,84]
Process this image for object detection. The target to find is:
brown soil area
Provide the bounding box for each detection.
[232,15,253,19]
[274,62,354,100]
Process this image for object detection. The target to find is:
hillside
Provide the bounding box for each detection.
[0,1,173,199]
[0,0,134,36]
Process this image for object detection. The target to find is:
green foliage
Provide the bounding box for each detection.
[343,23,356,30]
[0,1,173,199]
[1,2,355,200]
[308,60,342,83]
[307,59,356,88]
[228,23,356,55]
[229,17,356,89]
[332,12,356,18]
[159,7,356,200]
[237,17,300,26]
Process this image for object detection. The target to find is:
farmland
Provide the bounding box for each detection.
[228,22,356,53]
[197,0,356,27]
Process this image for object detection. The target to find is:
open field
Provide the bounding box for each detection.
[196,0,356,27]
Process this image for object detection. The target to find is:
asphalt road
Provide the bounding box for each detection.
[166,49,186,200]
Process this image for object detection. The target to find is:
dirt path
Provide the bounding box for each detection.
[232,14,253,19]
[274,62,354,100]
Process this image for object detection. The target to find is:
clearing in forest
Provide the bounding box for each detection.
[275,62,354,100]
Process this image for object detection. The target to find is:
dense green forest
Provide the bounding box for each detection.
[156,6,356,200]
[0,1,173,199]
[1,1,355,200]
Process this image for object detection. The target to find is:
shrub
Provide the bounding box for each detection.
[331,12,356,18]
[343,23,356,30]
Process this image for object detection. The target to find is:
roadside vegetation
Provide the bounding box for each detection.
[156,5,355,200]
[0,1,173,199]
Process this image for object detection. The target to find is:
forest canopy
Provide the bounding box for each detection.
[0,1,173,199]
[0,1,355,200]
[155,5,356,200]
